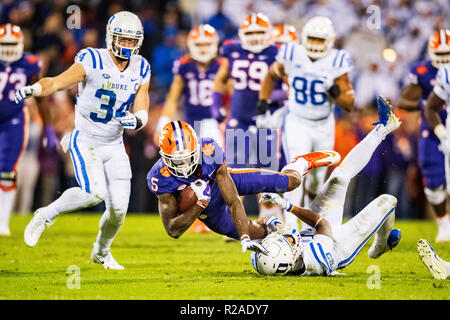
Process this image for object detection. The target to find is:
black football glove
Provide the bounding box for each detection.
[327,84,341,99]
[257,99,270,115]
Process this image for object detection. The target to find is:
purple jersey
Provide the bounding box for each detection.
[173,56,222,126]
[408,60,446,132]
[221,41,278,124]
[0,54,41,123]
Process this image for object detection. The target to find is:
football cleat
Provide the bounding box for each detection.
[373,96,401,134]
[91,247,124,270]
[417,239,448,280]
[292,150,341,175]
[368,229,401,259]
[24,209,54,247]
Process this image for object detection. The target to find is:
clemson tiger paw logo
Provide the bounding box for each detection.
[201,143,215,156]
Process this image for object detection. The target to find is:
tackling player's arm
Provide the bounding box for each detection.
[157,192,205,239]
[397,83,422,111]
[332,73,355,112]
[288,205,332,237]
[215,162,250,239]
[258,61,285,114]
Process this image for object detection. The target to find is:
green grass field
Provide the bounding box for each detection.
[0,214,448,300]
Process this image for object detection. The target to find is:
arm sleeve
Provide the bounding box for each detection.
[433,66,450,102]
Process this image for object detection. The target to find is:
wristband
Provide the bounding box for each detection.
[31,83,42,97]
[434,124,446,140]
[240,234,250,240]
[134,110,148,131]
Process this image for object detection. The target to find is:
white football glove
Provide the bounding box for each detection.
[259,193,291,211]
[264,216,283,234]
[241,235,269,255]
[438,136,450,157]
[119,111,139,129]
[190,179,211,208]
[255,106,287,129]
[15,85,39,104]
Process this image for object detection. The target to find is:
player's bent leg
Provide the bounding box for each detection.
[417,239,449,280]
[333,194,398,269]
[24,187,103,247]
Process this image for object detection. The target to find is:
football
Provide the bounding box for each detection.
[177,186,197,214]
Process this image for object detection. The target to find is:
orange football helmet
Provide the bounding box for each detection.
[271,24,298,46]
[0,23,24,63]
[428,29,450,68]
[159,121,200,177]
[238,13,272,53]
[188,24,219,63]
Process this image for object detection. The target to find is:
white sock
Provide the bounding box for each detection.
[437,214,450,229]
[0,189,16,229]
[282,157,309,176]
[94,208,125,256]
[42,187,102,220]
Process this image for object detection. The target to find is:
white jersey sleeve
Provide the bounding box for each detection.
[434,65,450,103]
[275,42,297,72]
[329,49,353,79]
[300,234,338,276]
[74,47,100,76]
[138,56,151,85]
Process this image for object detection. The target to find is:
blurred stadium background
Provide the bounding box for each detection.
[2,0,449,220]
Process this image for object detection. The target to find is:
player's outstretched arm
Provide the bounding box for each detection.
[157,193,204,239]
[15,63,86,103]
[215,162,250,238]
[331,73,355,112]
[424,91,446,132]
[397,83,422,111]
[257,62,285,114]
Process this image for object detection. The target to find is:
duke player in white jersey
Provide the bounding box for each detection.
[258,16,355,232]
[251,97,402,276]
[15,11,151,270]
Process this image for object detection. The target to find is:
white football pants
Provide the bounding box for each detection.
[282,112,335,230]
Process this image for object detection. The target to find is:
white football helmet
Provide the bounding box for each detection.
[106,11,144,60]
[0,23,24,63]
[251,228,303,276]
[238,13,273,53]
[301,16,335,60]
[188,24,219,64]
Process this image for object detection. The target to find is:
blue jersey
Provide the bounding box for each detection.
[0,54,41,122]
[147,137,225,198]
[408,60,446,132]
[173,56,222,126]
[221,41,278,124]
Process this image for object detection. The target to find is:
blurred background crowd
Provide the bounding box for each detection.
[1,0,449,219]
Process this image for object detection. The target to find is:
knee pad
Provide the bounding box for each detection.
[424,186,447,205]
[0,172,17,192]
